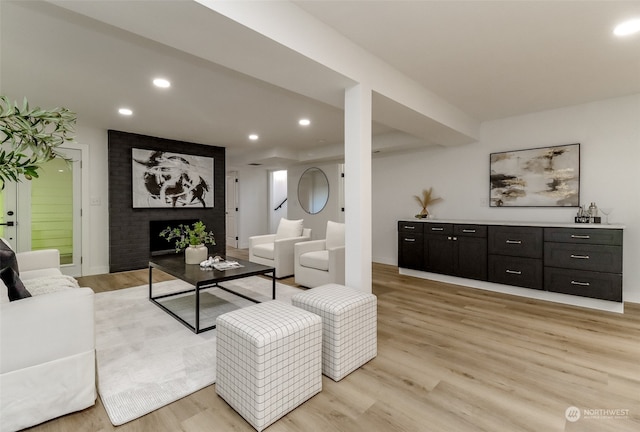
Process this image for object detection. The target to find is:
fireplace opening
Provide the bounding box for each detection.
[149,219,198,256]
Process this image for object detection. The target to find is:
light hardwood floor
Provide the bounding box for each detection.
[26,248,640,432]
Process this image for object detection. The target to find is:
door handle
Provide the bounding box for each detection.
[0,221,14,226]
[506,240,522,244]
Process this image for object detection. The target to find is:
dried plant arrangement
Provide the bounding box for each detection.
[414,187,443,218]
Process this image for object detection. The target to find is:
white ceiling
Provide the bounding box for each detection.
[296,0,640,121]
[2,1,639,168]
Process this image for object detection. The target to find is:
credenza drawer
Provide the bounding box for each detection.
[453,224,487,238]
[488,255,543,290]
[544,228,622,246]
[398,221,424,233]
[425,223,453,235]
[488,226,543,258]
[544,267,622,302]
[544,242,622,273]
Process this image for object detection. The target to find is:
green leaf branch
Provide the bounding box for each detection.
[0,96,76,189]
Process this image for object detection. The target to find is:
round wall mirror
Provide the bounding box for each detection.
[298,167,329,214]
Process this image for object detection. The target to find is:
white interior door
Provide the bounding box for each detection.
[0,184,18,248]
[0,147,82,275]
[225,172,238,248]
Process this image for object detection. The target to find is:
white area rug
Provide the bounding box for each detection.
[95,276,302,426]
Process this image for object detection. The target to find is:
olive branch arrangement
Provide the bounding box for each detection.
[0,96,76,189]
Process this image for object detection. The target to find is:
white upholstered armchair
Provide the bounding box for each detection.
[294,221,345,288]
[249,218,312,278]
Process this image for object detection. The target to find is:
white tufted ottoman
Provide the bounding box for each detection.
[215,300,322,431]
[292,283,377,381]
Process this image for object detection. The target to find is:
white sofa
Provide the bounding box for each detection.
[294,221,345,288]
[249,218,312,278]
[0,247,96,432]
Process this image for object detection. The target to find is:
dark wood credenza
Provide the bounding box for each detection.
[398,220,624,302]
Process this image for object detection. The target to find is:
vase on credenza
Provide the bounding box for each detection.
[185,244,207,264]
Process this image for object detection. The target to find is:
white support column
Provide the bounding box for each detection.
[344,84,372,293]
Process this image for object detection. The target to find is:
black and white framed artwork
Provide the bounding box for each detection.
[490,143,580,207]
[132,149,214,208]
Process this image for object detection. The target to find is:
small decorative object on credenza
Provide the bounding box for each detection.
[413,187,443,219]
[575,202,601,224]
[159,221,216,264]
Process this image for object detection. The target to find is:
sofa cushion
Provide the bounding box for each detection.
[0,267,31,302]
[299,250,330,271]
[0,238,19,276]
[275,218,303,240]
[325,221,345,250]
[253,243,275,260]
[20,267,63,281]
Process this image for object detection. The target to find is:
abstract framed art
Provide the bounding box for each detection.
[132,148,214,208]
[490,143,580,207]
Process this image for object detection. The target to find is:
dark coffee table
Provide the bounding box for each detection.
[149,255,275,333]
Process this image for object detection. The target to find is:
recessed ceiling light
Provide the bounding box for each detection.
[249,134,259,141]
[298,118,311,126]
[118,108,133,116]
[614,18,640,36]
[153,78,171,88]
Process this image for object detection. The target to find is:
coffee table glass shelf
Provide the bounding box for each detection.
[149,255,276,333]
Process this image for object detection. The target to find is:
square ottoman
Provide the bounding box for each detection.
[216,300,322,431]
[292,283,377,381]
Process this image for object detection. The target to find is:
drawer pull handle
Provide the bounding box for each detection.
[404,238,416,242]
[571,280,590,286]
[506,240,522,244]
[571,234,590,239]
[463,229,476,233]
[431,227,444,231]
[403,226,415,230]
[570,254,590,259]
[506,270,522,275]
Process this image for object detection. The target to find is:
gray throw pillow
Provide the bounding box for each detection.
[0,239,19,275]
[0,266,31,301]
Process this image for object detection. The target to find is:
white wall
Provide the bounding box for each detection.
[75,124,110,276]
[269,170,288,233]
[373,94,640,303]
[287,163,343,240]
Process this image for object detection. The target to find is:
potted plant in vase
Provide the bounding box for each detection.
[159,221,216,264]
[414,187,443,219]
